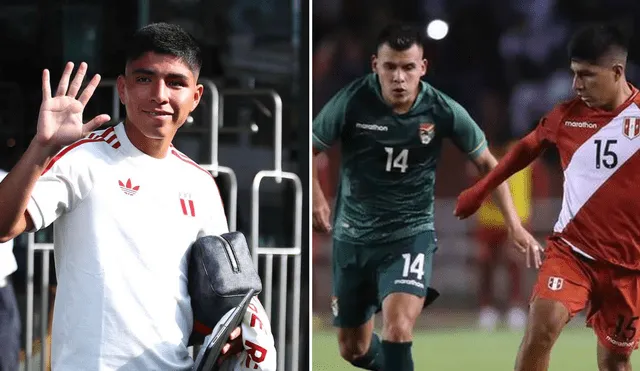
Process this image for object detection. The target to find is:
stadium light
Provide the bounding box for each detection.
[426,19,449,40]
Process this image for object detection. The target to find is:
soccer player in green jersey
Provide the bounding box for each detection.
[312,23,543,370]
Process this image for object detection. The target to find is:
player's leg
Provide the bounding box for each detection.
[476,226,501,331]
[377,231,437,371]
[504,229,526,330]
[596,343,632,371]
[515,242,592,371]
[515,298,570,370]
[332,239,384,370]
[590,267,640,371]
[334,285,382,369]
[337,319,382,369]
[380,293,423,370]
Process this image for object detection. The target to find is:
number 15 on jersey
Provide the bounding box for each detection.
[385,147,409,173]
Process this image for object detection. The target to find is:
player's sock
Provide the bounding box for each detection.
[382,340,413,371]
[349,333,384,370]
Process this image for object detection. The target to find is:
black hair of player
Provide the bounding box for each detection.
[375,23,425,56]
[568,22,631,65]
[125,22,202,75]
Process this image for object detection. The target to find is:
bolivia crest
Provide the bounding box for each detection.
[419,123,435,144]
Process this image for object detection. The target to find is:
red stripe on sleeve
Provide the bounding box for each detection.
[41,139,101,175]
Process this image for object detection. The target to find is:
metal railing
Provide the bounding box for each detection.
[24,235,53,371]
[221,89,303,371]
[197,78,238,231]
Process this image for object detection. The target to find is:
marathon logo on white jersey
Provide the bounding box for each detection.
[564,120,597,129]
[355,122,388,132]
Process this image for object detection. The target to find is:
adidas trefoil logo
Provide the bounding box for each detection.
[119,178,140,196]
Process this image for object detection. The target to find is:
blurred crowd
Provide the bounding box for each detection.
[314,0,640,143]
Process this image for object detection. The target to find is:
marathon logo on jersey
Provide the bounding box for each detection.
[394,278,425,289]
[179,193,196,217]
[419,123,435,144]
[547,276,563,291]
[355,122,388,132]
[118,178,140,196]
[623,117,640,140]
[564,120,597,129]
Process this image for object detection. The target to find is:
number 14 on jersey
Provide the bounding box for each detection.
[385,147,409,173]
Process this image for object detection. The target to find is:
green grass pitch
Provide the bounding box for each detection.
[312,328,640,370]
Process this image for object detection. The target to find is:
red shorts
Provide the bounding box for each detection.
[532,239,640,355]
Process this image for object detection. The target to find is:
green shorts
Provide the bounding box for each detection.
[331,230,437,328]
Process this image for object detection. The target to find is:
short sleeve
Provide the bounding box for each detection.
[312,77,368,151]
[312,91,351,151]
[448,100,487,159]
[26,144,96,231]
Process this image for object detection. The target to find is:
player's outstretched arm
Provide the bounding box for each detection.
[467,147,543,267]
[0,62,110,242]
[454,131,545,219]
[311,79,356,234]
[312,147,332,233]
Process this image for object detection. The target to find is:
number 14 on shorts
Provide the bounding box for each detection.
[402,253,425,280]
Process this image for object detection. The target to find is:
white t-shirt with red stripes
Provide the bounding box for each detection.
[26,122,229,370]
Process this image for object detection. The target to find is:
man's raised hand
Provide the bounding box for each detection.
[35,62,111,149]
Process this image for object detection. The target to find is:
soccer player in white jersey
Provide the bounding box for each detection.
[0,23,255,370]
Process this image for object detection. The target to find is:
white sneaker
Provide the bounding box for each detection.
[506,307,527,331]
[478,306,499,331]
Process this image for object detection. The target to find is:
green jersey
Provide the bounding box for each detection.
[313,73,487,244]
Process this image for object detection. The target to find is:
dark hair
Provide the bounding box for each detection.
[376,23,424,54]
[125,22,202,75]
[568,22,631,64]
